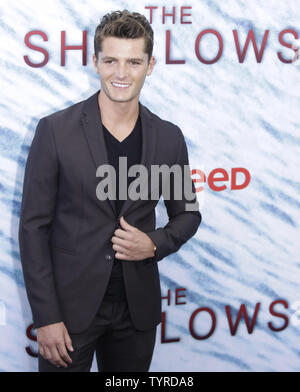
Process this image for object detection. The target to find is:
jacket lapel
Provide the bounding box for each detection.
[81,89,157,220]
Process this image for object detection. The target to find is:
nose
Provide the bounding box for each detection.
[115,62,128,80]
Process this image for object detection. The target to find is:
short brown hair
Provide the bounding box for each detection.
[94,9,154,64]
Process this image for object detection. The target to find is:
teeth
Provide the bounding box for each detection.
[112,82,130,88]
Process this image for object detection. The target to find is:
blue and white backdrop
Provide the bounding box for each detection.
[1,0,300,372]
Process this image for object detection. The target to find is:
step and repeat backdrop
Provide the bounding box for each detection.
[0,0,300,372]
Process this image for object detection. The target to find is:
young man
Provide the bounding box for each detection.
[18,10,201,372]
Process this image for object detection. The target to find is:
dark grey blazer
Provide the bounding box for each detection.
[18,90,201,333]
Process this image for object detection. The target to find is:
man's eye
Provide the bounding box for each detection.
[131,61,139,65]
[105,60,113,63]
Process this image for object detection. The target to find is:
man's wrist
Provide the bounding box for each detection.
[152,244,157,257]
[145,233,157,259]
[148,238,157,258]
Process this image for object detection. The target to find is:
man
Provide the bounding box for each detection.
[18,9,201,372]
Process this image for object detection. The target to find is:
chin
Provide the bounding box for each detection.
[111,97,134,103]
[110,92,137,103]
[102,85,139,103]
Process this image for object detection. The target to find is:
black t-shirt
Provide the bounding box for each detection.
[102,114,142,301]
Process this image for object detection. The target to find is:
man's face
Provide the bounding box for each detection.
[93,36,155,103]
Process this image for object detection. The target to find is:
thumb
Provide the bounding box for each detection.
[119,216,135,231]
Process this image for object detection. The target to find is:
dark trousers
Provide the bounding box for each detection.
[38,298,157,372]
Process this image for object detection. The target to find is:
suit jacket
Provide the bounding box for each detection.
[18,89,202,333]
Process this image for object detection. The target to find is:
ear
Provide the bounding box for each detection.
[92,54,99,74]
[146,56,156,76]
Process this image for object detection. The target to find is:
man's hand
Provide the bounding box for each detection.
[111,216,156,261]
[37,321,74,368]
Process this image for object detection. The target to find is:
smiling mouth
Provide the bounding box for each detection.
[111,82,131,88]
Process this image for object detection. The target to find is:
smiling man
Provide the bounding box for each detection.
[18,9,201,372]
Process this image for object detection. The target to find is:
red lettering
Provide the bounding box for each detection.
[166,30,185,64]
[277,29,299,64]
[268,299,289,332]
[189,307,216,340]
[191,169,206,192]
[61,30,87,66]
[162,6,176,24]
[161,288,171,305]
[180,7,192,24]
[24,30,49,68]
[175,288,187,305]
[144,6,158,24]
[226,303,260,335]
[195,29,223,64]
[161,311,181,343]
[233,29,269,63]
[231,167,251,190]
[25,324,38,358]
[208,168,229,191]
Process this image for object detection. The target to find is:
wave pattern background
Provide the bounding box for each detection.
[0,0,299,371]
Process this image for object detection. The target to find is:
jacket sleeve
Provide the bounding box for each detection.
[146,126,201,262]
[18,117,63,329]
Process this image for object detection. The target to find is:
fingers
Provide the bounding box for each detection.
[42,345,63,368]
[111,235,131,249]
[57,343,73,365]
[112,239,134,259]
[115,252,131,260]
[43,346,53,364]
[115,251,142,260]
[113,228,132,240]
[113,245,130,256]
[37,322,75,369]
[112,231,149,260]
[49,345,68,368]
[112,231,136,257]
[63,329,74,353]
[39,342,73,368]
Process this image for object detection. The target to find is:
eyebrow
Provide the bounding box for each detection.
[101,56,144,62]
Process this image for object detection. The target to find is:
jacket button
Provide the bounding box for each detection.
[105,254,112,261]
